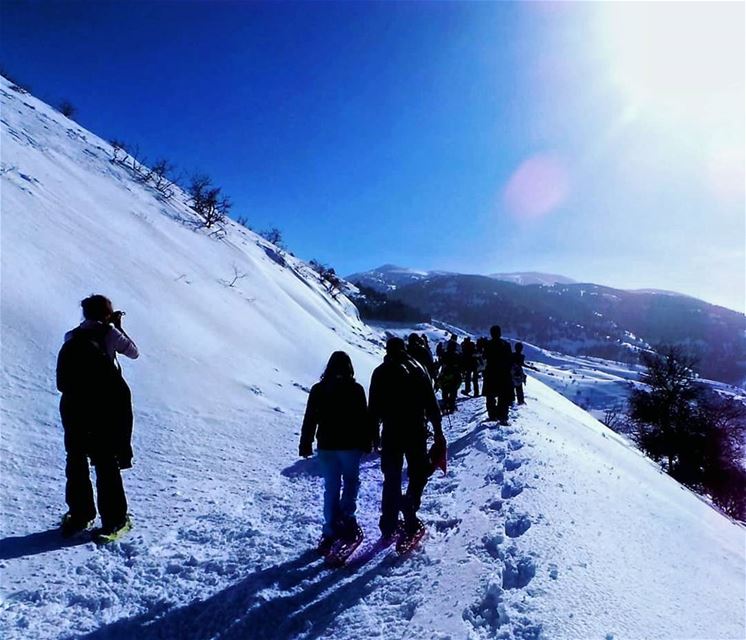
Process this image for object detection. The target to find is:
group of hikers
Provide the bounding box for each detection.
[298,325,531,553]
[55,294,530,552]
[409,328,530,418]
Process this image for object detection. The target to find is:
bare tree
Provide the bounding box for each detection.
[58,100,76,119]
[309,260,342,297]
[259,227,284,248]
[224,263,248,287]
[188,174,230,228]
[150,158,175,194]
[125,144,148,178]
[110,139,128,164]
[602,404,628,433]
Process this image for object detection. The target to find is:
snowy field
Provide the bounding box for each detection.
[1,77,745,639]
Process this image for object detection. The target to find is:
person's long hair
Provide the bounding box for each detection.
[321,351,355,381]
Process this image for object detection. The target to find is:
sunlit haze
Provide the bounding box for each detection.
[1,1,743,310]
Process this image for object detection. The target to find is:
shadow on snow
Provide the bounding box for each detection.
[76,548,395,640]
[0,528,90,560]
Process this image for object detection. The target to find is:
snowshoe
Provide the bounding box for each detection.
[92,516,132,545]
[316,533,337,556]
[396,520,426,556]
[60,513,95,538]
[347,532,399,568]
[325,523,364,567]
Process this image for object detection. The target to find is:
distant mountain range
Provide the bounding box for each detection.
[346,265,746,385]
[346,264,577,292]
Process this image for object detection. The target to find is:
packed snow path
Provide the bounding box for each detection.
[2,396,543,640]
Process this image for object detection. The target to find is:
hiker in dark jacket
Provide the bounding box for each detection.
[460,337,479,396]
[369,338,444,538]
[511,342,528,405]
[437,341,462,414]
[57,295,138,540]
[407,333,435,381]
[482,325,513,425]
[299,351,372,551]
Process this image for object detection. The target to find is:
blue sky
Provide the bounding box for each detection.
[1,1,743,311]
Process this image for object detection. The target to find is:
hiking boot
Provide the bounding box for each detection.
[317,533,336,555]
[92,515,132,545]
[338,517,362,542]
[403,516,424,537]
[380,518,403,541]
[60,512,95,538]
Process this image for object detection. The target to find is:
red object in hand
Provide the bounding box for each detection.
[428,436,447,476]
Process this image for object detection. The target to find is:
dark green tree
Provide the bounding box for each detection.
[630,346,746,519]
[630,346,701,473]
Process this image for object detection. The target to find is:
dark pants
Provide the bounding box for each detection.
[486,394,498,420]
[62,411,128,530]
[442,384,458,412]
[486,386,512,422]
[65,450,127,529]
[515,384,525,404]
[380,439,429,535]
[60,390,132,529]
[463,367,479,395]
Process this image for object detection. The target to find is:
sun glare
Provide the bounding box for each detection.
[596,2,743,138]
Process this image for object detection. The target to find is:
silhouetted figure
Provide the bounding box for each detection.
[460,337,479,396]
[56,295,138,542]
[369,338,444,538]
[476,336,489,395]
[512,342,527,405]
[299,351,372,553]
[482,325,513,425]
[438,341,462,413]
[407,333,435,381]
[448,333,461,354]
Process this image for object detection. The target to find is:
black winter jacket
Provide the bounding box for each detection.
[58,325,134,468]
[482,338,513,395]
[407,343,435,378]
[369,354,441,448]
[300,376,372,452]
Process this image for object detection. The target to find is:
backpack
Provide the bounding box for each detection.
[511,362,526,386]
[56,326,121,395]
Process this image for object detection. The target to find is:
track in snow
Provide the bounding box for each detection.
[27,397,537,640]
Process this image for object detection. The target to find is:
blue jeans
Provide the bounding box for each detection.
[317,449,362,535]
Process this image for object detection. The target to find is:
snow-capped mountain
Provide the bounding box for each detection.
[346,264,575,293]
[1,77,744,640]
[488,272,576,286]
[345,264,456,292]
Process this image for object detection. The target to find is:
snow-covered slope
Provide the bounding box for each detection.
[1,78,744,640]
